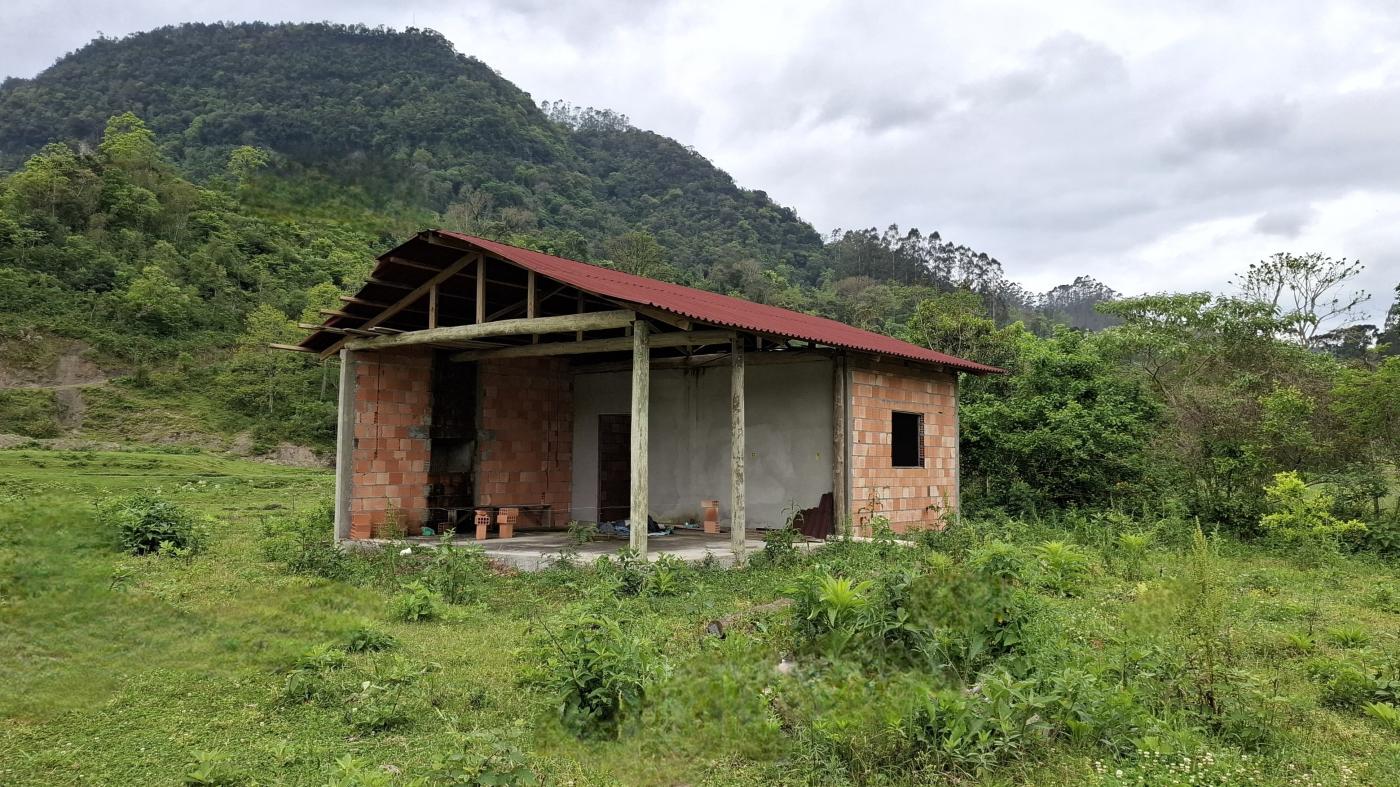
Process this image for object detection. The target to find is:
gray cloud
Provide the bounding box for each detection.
[1254,207,1315,238]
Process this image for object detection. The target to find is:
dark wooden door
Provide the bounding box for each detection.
[597,414,630,522]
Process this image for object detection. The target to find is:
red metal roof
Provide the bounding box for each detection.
[434,231,1003,374]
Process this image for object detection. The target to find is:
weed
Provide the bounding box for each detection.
[642,553,686,597]
[341,625,397,653]
[566,520,598,545]
[529,602,661,739]
[1032,539,1091,595]
[1325,625,1371,649]
[1363,702,1400,731]
[183,750,246,786]
[388,580,445,622]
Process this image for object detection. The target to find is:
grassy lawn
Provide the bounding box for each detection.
[1,449,1398,785]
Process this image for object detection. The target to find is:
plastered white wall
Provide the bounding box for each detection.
[570,356,835,527]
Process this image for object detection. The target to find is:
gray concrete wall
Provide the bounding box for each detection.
[571,356,835,528]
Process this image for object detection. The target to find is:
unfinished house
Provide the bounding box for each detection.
[287,231,1001,560]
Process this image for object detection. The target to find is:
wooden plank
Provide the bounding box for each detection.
[731,336,746,562]
[333,350,357,540]
[428,284,439,329]
[269,343,318,353]
[343,310,636,351]
[320,253,477,358]
[832,353,849,530]
[630,320,650,557]
[450,329,733,363]
[475,257,486,324]
[575,293,584,341]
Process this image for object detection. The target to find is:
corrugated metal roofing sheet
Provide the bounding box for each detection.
[434,231,1003,374]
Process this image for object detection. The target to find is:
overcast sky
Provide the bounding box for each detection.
[2,0,1397,315]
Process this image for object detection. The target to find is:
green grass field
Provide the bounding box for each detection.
[1,449,1398,786]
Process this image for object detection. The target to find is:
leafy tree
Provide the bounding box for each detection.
[960,329,1161,513]
[226,145,270,189]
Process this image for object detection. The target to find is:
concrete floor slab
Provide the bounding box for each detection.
[360,529,823,571]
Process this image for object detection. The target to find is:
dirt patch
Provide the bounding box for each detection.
[0,340,112,390]
[261,443,329,468]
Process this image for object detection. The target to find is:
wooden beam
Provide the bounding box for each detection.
[630,321,650,557]
[731,336,746,563]
[386,255,528,290]
[269,343,317,353]
[333,349,357,540]
[450,329,734,362]
[320,253,477,358]
[343,310,636,351]
[428,284,439,329]
[575,293,584,341]
[475,257,486,324]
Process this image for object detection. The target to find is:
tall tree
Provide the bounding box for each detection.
[1235,252,1369,348]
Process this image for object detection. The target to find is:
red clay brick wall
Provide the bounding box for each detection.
[849,358,958,534]
[349,348,433,538]
[476,357,572,526]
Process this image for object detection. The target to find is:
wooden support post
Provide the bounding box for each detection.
[832,354,849,530]
[630,321,650,557]
[730,336,746,562]
[475,257,486,324]
[333,350,357,540]
[576,293,584,341]
[428,284,439,329]
[527,270,538,343]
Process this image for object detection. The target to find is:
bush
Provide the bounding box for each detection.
[98,492,208,555]
[530,603,661,739]
[1259,472,1365,558]
[388,580,445,622]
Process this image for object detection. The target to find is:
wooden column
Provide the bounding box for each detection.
[333,349,357,540]
[832,353,848,531]
[428,284,439,329]
[629,321,650,557]
[475,257,486,324]
[730,336,746,562]
[527,270,538,343]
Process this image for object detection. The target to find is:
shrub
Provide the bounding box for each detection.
[1259,472,1365,559]
[1032,540,1091,595]
[595,548,648,596]
[344,656,439,734]
[421,538,488,605]
[530,604,661,739]
[341,625,397,654]
[968,541,1030,584]
[1317,666,1377,709]
[388,580,445,622]
[641,554,686,597]
[758,526,801,566]
[98,492,208,555]
[1113,532,1151,579]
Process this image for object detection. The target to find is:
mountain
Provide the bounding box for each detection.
[0,22,824,276]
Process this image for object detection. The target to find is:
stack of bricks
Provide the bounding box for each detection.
[475,357,573,525]
[701,499,720,534]
[848,358,958,535]
[349,348,434,539]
